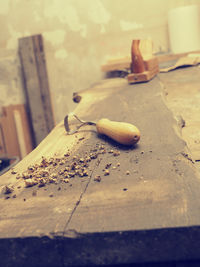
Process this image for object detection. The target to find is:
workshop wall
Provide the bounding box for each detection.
[0,0,199,123]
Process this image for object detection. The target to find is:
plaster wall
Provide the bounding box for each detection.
[0,0,199,123]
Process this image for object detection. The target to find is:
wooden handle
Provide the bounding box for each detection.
[96,119,140,145]
[131,40,145,73]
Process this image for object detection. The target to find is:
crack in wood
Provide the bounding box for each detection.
[58,157,103,267]
[62,157,103,234]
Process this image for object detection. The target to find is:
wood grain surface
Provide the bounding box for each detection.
[0,71,200,267]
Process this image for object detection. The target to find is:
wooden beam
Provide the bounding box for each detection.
[19,34,55,147]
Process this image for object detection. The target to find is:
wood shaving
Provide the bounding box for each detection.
[3,143,124,197]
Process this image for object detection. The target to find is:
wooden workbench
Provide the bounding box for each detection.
[1,67,200,267]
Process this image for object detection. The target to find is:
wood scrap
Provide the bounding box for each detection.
[160,54,200,72]
[19,34,55,147]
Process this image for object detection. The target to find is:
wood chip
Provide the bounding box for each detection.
[94,175,101,182]
[2,185,14,194]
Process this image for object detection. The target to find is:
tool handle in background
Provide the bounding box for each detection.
[131,40,145,73]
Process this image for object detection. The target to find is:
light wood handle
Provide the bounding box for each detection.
[96,119,140,145]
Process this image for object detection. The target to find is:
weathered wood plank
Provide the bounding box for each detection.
[32,35,55,133]
[0,70,200,266]
[19,34,54,147]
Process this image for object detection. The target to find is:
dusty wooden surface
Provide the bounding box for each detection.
[1,68,200,266]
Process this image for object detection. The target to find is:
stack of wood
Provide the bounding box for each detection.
[0,104,33,159]
[0,34,55,161]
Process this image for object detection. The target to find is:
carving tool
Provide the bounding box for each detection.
[64,113,140,146]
